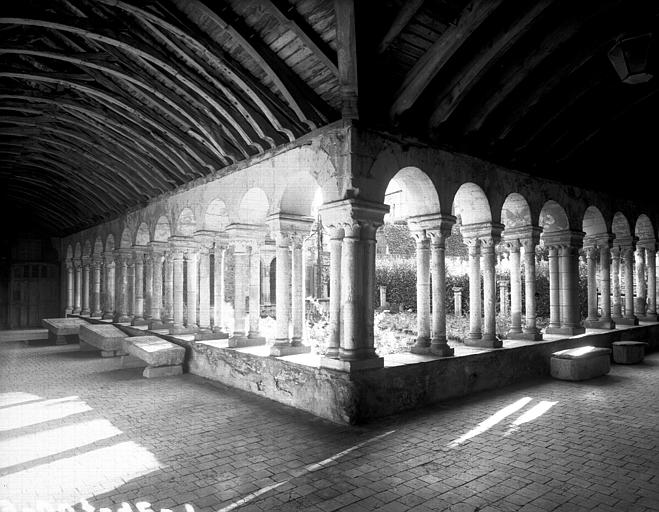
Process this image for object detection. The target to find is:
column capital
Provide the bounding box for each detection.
[193,229,219,249]
[613,235,638,250]
[637,238,657,251]
[503,225,542,246]
[461,221,504,245]
[318,198,389,233]
[81,255,91,267]
[91,255,103,268]
[266,213,313,238]
[131,244,147,257]
[148,241,168,254]
[65,259,74,271]
[407,213,456,239]
[541,229,585,249]
[226,223,268,248]
[113,248,133,263]
[594,234,615,249]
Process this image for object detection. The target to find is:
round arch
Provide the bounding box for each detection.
[452,182,491,225]
[635,214,655,241]
[539,201,570,233]
[105,233,115,253]
[135,222,150,245]
[384,167,440,221]
[153,215,171,241]
[582,206,608,237]
[176,208,196,236]
[204,199,230,231]
[501,193,533,229]
[239,187,269,224]
[119,227,132,248]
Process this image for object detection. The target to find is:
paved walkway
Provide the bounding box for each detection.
[0,340,658,512]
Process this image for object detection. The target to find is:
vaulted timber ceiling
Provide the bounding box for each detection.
[1,0,658,236]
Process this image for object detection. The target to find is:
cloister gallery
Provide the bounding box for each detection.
[1,0,659,424]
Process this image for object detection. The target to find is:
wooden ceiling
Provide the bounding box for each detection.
[1,0,658,236]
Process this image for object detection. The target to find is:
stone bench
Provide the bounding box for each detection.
[122,335,185,378]
[41,317,90,345]
[550,346,612,381]
[612,341,648,364]
[79,324,128,357]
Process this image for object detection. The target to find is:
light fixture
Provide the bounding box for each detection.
[608,33,654,84]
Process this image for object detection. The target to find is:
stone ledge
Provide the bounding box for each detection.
[123,336,185,367]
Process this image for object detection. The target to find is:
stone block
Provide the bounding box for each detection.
[269,344,311,357]
[42,317,89,336]
[143,364,183,378]
[79,323,128,354]
[612,341,648,364]
[550,346,611,381]
[122,336,185,367]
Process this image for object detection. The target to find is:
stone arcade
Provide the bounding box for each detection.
[1,1,658,425]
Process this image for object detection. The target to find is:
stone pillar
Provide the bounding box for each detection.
[148,243,166,329]
[91,257,102,317]
[645,245,657,320]
[131,249,147,325]
[197,245,212,334]
[326,226,343,358]
[144,252,153,325]
[163,251,174,326]
[248,242,264,341]
[595,237,614,329]
[499,280,509,316]
[65,260,74,315]
[126,256,135,321]
[453,287,462,316]
[480,236,499,344]
[521,235,542,340]
[170,247,185,332]
[411,230,431,353]
[80,257,91,316]
[620,244,639,325]
[611,247,622,321]
[507,240,522,335]
[213,240,227,333]
[113,251,130,323]
[318,199,388,371]
[73,258,82,315]
[584,245,599,325]
[635,248,647,316]
[427,217,455,357]
[231,243,250,340]
[547,246,560,329]
[272,232,291,349]
[290,236,304,345]
[185,249,199,330]
[466,238,482,342]
[102,252,115,320]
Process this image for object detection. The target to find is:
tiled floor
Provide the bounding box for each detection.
[1,340,658,512]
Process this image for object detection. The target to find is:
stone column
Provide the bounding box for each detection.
[148,243,165,329]
[163,251,174,326]
[213,241,227,333]
[584,245,599,325]
[272,232,291,350]
[91,257,102,317]
[144,252,153,325]
[170,247,185,332]
[126,256,135,321]
[611,247,622,321]
[197,245,212,334]
[131,249,146,325]
[185,249,199,330]
[466,238,482,342]
[102,252,115,320]
[480,236,499,344]
[621,244,638,325]
[65,260,74,315]
[325,226,343,359]
[80,257,91,316]
[507,240,523,335]
[596,238,614,328]
[453,287,463,316]
[427,217,455,356]
[231,242,250,340]
[547,246,560,329]
[411,230,431,353]
[635,248,647,316]
[248,242,264,341]
[499,280,509,316]
[73,258,82,315]
[318,199,388,371]
[113,251,130,323]
[290,236,304,345]
[645,245,657,320]
[521,235,542,340]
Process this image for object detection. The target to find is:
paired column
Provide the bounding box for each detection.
[507,240,523,335]
[213,240,227,333]
[480,236,498,344]
[80,257,91,316]
[73,258,82,315]
[272,232,292,350]
[597,238,614,328]
[113,250,131,323]
[645,245,657,320]
[427,216,455,356]
[318,199,388,371]
[326,226,343,359]
[611,247,622,321]
[91,257,102,317]
[148,242,166,329]
[170,246,185,332]
[185,249,199,330]
[65,260,74,315]
[290,237,304,345]
[618,242,639,325]
[466,238,482,342]
[126,255,135,321]
[131,248,147,325]
[197,245,212,334]
[102,252,115,320]
[410,230,431,352]
[163,250,174,326]
[584,236,615,329]
[635,248,647,316]
[547,246,561,329]
[584,245,599,325]
[230,241,251,341]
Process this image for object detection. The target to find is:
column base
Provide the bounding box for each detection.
[639,314,658,322]
[430,342,454,357]
[65,308,73,316]
[72,309,81,315]
[195,330,229,341]
[506,327,523,337]
[102,312,114,320]
[113,315,131,323]
[169,326,197,335]
[91,311,102,318]
[269,344,311,356]
[131,317,148,326]
[80,309,91,316]
[545,326,586,336]
[410,336,431,354]
[614,317,639,326]
[228,335,266,348]
[584,319,616,329]
[319,356,384,372]
[507,330,543,341]
[464,336,503,348]
[148,319,164,330]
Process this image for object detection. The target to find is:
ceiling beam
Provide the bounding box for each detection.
[389,0,505,120]
[378,0,425,54]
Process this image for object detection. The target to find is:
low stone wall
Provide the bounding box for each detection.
[159,323,659,425]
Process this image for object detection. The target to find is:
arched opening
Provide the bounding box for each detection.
[176,208,196,237]
[154,215,171,242]
[239,188,269,225]
[205,199,230,232]
[135,222,149,246]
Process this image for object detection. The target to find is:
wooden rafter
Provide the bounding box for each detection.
[378,0,425,54]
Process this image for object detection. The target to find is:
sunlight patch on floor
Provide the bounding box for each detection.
[0,397,91,432]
